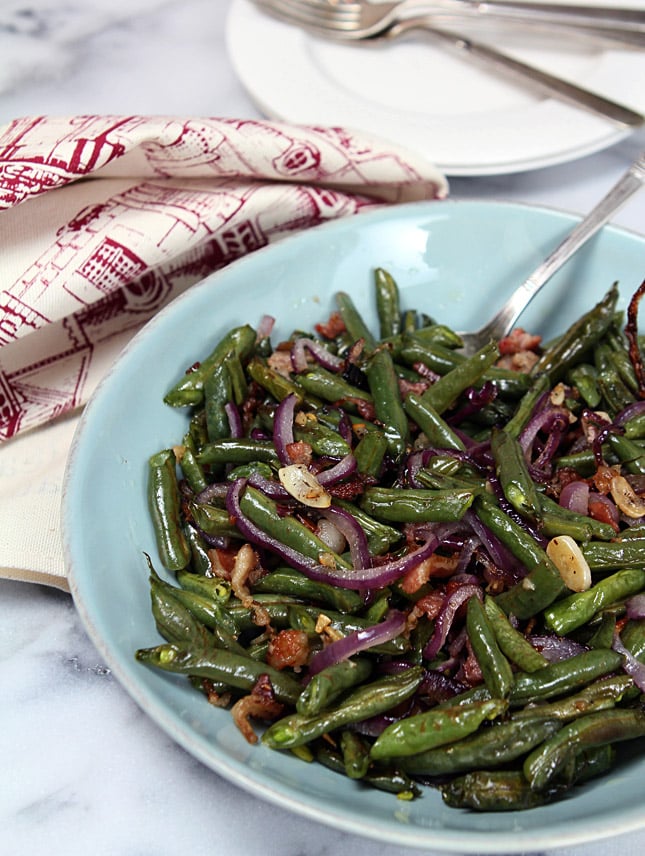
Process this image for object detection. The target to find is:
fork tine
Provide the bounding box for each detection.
[255,0,362,31]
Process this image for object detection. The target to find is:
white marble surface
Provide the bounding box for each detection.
[2,2,645,855]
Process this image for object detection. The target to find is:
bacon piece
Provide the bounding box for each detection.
[315,311,346,340]
[498,328,542,355]
[286,440,313,466]
[267,629,310,671]
[231,675,284,744]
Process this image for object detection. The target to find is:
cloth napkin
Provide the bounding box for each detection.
[0,115,447,591]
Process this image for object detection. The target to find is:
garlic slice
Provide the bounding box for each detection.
[278,464,331,508]
[610,474,645,519]
[546,535,592,592]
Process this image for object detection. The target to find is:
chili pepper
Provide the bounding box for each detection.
[531,284,619,382]
[420,341,499,415]
[263,666,424,749]
[361,486,474,524]
[544,568,645,635]
[374,268,401,339]
[400,716,561,776]
[483,596,548,673]
[335,290,377,351]
[403,393,466,451]
[164,324,256,407]
[366,348,410,457]
[509,649,624,707]
[148,449,191,571]
[370,698,507,761]
[524,708,645,791]
[441,770,558,811]
[466,595,514,698]
[136,641,302,704]
[296,657,373,716]
[491,428,542,523]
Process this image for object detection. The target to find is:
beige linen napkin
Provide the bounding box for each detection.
[0,115,447,591]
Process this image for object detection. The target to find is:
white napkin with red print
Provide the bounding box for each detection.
[0,115,447,590]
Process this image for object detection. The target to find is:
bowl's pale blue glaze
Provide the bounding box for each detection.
[63,200,645,852]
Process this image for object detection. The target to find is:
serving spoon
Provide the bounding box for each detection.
[458,152,645,356]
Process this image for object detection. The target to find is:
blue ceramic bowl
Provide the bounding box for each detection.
[63,200,645,852]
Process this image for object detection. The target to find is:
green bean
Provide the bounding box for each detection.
[400,716,561,776]
[294,417,351,458]
[164,324,256,407]
[296,657,374,716]
[176,569,231,604]
[403,393,466,451]
[335,291,377,351]
[476,495,566,619]
[538,493,616,542]
[491,428,542,522]
[566,364,601,408]
[184,525,212,575]
[197,438,279,468]
[136,641,302,705]
[441,771,558,811]
[509,649,624,707]
[246,357,305,404]
[263,666,424,749]
[366,348,410,456]
[315,745,420,797]
[524,708,645,791]
[544,569,645,635]
[204,357,233,441]
[158,579,239,637]
[332,498,402,556]
[252,568,363,613]
[624,412,645,440]
[148,449,191,571]
[420,341,499,415]
[296,367,372,411]
[176,445,208,494]
[353,429,388,478]
[510,675,633,722]
[483,596,549,673]
[621,618,645,661]
[531,284,619,382]
[371,698,507,761]
[340,729,371,779]
[188,502,242,541]
[150,575,206,646]
[467,596,514,698]
[238,486,351,569]
[361,486,474,524]
[606,433,645,475]
[374,268,401,339]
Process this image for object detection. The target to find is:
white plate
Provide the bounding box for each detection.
[226,0,645,176]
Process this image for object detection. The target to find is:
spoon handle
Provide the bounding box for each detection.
[482,154,645,342]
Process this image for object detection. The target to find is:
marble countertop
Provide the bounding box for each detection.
[2,2,645,855]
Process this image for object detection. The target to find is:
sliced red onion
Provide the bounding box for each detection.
[291,337,344,373]
[225,401,244,439]
[626,593,645,620]
[423,584,482,661]
[337,410,353,445]
[307,610,408,676]
[247,471,290,500]
[195,482,230,504]
[273,393,297,465]
[588,493,620,528]
[560,480,589,515]
[464,509,523,577]
[256,314,275,339]
[612,631,645,692]
[614,400,645,426]
[529,635,587,663]
[227,478,438,589]
[320,505,371,571]
[315,453,357,486]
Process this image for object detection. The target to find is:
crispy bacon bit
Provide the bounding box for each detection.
[398,378,429,398]
[230,544,271,627]
[208,547,237,578]
[231,675,284,744]
[202,678,232,709]
[267,629,310,671]
[592,464,620,495]
[315,311,346,340]
[415,590,446,621]
[267,350,294,378]
[399,553,461,594]
[457,638,484,686]
[498,328,542,355]
[353,399,376,421]
[286,440,313,466]
[496,350,540,373]
[625,279,645,399]
[588,495,620,533]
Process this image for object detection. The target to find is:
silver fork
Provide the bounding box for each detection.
[256,0,645,39]
[458,152,645,355]
[255,0,645,127]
